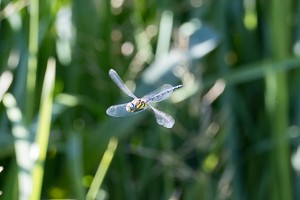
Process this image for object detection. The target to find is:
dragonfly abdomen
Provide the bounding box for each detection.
[146,85,183,102]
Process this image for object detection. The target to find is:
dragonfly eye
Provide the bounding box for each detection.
[126,102,135,112]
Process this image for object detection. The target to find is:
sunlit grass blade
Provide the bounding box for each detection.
[30,58,56,200]
[86,137,118,200]
[0,71,13,102]
[3,93,31,199]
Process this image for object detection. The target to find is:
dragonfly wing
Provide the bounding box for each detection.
[106,103,146,117]
[106,103,129,117]
[109,69,137,99]
[143,84,174,103]
[149,105,175,128]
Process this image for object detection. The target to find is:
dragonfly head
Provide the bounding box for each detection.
[126,102,135,112]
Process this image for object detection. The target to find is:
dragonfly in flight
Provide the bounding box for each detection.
[106,69,182,128]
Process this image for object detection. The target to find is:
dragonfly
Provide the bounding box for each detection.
[106,69,182,128]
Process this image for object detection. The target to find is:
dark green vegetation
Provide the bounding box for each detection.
[1,0,300,199]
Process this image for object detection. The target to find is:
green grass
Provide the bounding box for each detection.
[0,0,300,199]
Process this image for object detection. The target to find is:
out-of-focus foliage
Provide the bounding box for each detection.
[1,0,300,199]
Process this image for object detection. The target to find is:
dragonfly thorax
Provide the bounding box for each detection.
[126,99,147,112]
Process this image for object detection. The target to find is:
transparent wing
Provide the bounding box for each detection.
[143,84,173,103]
[106,103,146,117]
[149,105,175,128]
[143,84,182,103]
[109,69,137,99]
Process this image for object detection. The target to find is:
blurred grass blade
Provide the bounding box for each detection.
[25,0,39,123]
[0,0,29,20]
[266,0,292,199]
[86,137,118,200]
[3,93,31,199]
[156,11,173,59]
[203,57,300,89]
[66,133,85,200]
[30,58,56,200]
[143,24,219,84]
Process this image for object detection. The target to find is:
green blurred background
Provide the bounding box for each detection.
[1,0,300,199]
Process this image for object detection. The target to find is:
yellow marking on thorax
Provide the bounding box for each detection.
[126,99,147,112]
[133,99,146,109]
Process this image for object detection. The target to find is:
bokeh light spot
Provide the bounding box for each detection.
[111,29,122,42]
[82,175,94,187]
[121,42,134,56]
[203,154,219,172]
